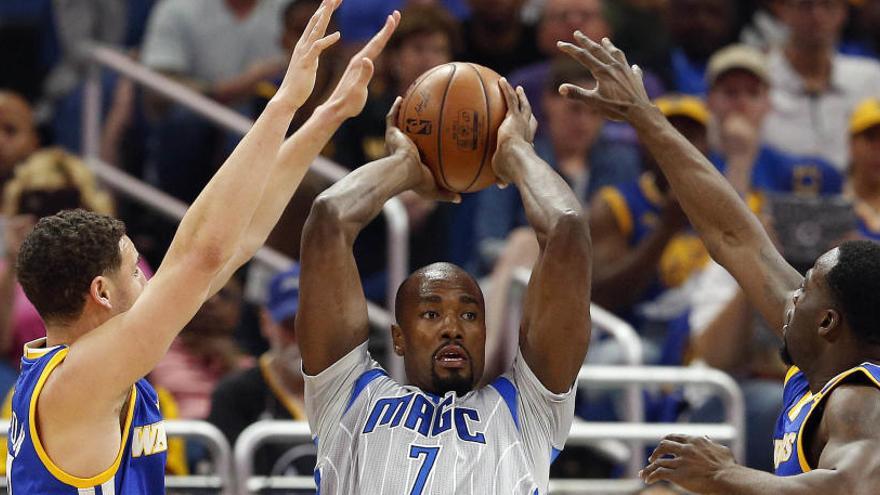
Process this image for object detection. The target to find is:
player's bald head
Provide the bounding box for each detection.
[395,262,484,322]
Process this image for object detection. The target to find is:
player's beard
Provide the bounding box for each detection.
[779,334,794,367]
[431,366,473,397]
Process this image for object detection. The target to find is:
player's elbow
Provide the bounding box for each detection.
[548,210,591,252]
[303,194,348,244]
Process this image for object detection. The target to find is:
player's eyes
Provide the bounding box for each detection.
[461,312,477,321]
[422,311,439,320]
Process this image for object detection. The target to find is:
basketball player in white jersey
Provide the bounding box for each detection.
[7,2,403,492]
[296,80,592,494]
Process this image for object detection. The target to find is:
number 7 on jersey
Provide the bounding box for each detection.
[408,445,440,495]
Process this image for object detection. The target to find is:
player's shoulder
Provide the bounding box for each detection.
[820,382,880,440]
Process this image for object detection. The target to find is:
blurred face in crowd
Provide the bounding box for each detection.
[282,0,333,52]
[467,0,526,28]
[393,31,453,91]
[851,126,880,186]
[779,0,848,50]
[708,69,771,129]
[537,0,610,56]
[859,0,880,40]
[186,277,243,337]
[668,0,734,61]
[544,77,604,158]
[0,91,38,179]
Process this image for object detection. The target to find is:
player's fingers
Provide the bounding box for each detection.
[357,11,400,61]
[356,57,375,85]
[573,31,617,66]
[663,434,693,444]
[387,96,403,127]
[302,0,329,42]
[516,85,532,116]
[498,78,519,114]
[557,41,605,75]
[645,466,677,485]
[314,31,341,52]
[600,37,629,67]
[648,439,686,463]
[434,189,462,204]
[558,83,594,103]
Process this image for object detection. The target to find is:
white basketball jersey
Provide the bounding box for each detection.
[304,342,575,494]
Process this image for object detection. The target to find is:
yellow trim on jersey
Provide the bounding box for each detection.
[795,366,880,473]
[598,187,634,238]
[260,354,306,420]
[23,338,62,360]
[747,192,764,214]
[28,348,138,488]
[639,173,665,207]
[784,366,801,387]
[0,388,13,476]
[787,391,813,421]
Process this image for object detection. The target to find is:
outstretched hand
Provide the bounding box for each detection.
[492,77,537,187]
[385,97,460,204]
[322,11,401,120]
[640,434,738,493]
[557,32,652,122]
[276,0,343,108]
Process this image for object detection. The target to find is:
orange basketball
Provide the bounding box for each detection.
[398,62,506,193]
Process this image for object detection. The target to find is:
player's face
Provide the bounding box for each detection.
[107,236,147,316]
[395,274,486,397]
[781,249,839,367]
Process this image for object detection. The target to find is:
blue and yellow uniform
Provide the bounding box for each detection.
[773,362,880,475]
[7,339,167,494]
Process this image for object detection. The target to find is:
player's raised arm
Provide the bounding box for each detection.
[54,0,343,403]
[205,10,400,296]
[641,384,880,494]
[492,78,591,394]
[297,98,458,375]
[558,33,802,334]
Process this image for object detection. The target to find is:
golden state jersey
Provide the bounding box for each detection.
[7,339,167,494]
[773,362,880,475]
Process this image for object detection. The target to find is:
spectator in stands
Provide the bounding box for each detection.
[151,274,251,419]
[840,0,880,59]
[847,98,880,241]
[705,44,843,197]
[208,265,309,475]
[0,91,39,200]
[332,4,461,302]
[658,0,738,95]
[335,0,468,43]
[457,0,542,76]
[588,95,711,355]
[475,60,642,273]
[763,0,880,171]
[0,149,123,372]
[140,0,286,202]
[740,0,787,50]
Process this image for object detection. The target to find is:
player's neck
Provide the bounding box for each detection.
[805,351,880,392]
[44,312,103,348]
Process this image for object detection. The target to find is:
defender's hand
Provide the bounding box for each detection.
[385,97,460,203]
[322,11,400,120]
[492,77,537,186]
[641,434,738,494]
[557,32,652,122]
[276,0,342,109]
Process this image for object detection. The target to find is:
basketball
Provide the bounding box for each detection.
[398,62,506,193]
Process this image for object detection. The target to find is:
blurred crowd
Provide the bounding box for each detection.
[2,0,880,483]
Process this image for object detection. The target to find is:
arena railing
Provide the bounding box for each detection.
[82,44,406,379]
[0,419,234,495]
[232,416,739,495]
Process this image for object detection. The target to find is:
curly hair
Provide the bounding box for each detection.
[16,209,126,322]
[826,240,880,346]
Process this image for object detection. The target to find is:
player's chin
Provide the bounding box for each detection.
[432,366,474,395]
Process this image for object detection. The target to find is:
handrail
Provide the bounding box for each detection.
[0,419,233,495]
[81,44,403,344]
[233,419,738,494]
[512,267,645,475]
[578,365,746,462]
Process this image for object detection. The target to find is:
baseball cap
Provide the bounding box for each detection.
[654,94,710,127]
[850,98,880,136]
[706,44,769,88]
[267,264,300,323]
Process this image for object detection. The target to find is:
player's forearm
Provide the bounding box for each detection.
[592,225,677,309]
[166,97,297,272]
[313,150,423,242]
[501,139,585,246]
[628,106,765,259]
[713,465,852,495]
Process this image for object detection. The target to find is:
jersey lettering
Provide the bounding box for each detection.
[131,421,168,457]
[774,432,796,469]
[363,393,486,443]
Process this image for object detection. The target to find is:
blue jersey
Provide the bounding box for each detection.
[773,362,880,475]
[7,339,167,494]
[711,146,843,197]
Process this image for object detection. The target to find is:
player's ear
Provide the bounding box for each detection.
[391,324,405,356]
[90,276,113,311]
[817,308,841,342]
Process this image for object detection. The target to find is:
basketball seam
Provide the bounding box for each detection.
[398,64,448,132]
[464,63,492,192]
[436,64,457,192]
